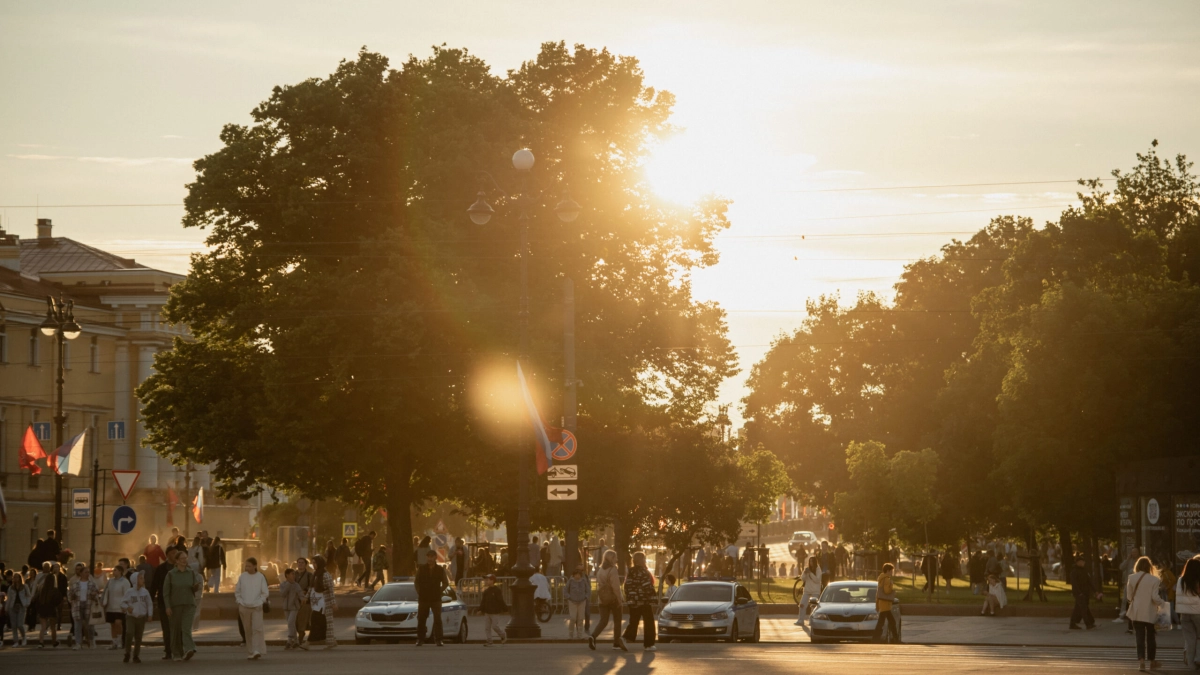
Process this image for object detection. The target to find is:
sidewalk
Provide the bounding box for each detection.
[50,614,1183,649]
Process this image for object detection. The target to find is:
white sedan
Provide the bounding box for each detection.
[354,581,468,644]
[658,581,760,643]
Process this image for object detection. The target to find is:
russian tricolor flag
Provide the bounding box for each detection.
[52,430,87,476]
[517,362,555,475]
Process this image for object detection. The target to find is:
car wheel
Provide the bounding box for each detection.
[747,619,760,643]
[454,619,468,643]
[725,620,739,643]
[355,637,370,645]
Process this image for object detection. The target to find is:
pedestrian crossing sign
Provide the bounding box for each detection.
[343,522,357,538]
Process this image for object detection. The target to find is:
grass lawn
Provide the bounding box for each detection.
[741,576,1121,607]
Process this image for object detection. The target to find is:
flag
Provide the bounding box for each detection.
[192,487,204,523]
[167,484,178,526]
[51,430,87,476]
[20,425,46,476]
[0,479,8,524]
[516,362,555,475]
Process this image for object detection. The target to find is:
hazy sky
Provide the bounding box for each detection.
[3,1,1198,423]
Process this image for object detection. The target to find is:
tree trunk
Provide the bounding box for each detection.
[1056,525,1073,582]
[613,518,632,576]
[386,465,416,578]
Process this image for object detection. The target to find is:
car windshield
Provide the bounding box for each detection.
[370,584,418,602]
[820,585,876,604]
[672,584,733,603]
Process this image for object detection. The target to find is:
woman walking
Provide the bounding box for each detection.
[67,563,99,650]
[5,573,33,646]
[795,556,822,627]
[312,555,338,649]
[1127,556,1166,671]
[1176,557,1200,670]
[120,571,153,663]
[34,563,63,648]
[587,549,626,652]
[234,558,269,659]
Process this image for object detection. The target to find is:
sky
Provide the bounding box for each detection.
[2,1,1198,424]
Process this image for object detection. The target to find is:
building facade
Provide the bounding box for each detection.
[0,219,255,567]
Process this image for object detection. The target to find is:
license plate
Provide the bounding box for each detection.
[680,622,703,629]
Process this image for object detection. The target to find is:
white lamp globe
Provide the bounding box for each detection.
[512,148,535,172]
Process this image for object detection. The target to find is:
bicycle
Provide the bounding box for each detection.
[535,597,553,623]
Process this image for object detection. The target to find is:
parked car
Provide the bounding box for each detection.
[808,580,901,643]
[354,581,468,644]
[657,581,760,643]
[788,531,819,558]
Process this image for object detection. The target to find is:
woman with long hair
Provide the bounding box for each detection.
[1177,557,1200,670]
[4,572,33,646]
[1127,556,1165,671]
[312,555,337,650]
[587,549,627,652]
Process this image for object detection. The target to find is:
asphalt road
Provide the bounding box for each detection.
[0,643,1173,674]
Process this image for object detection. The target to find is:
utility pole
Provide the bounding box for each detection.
[563,277,579,576]
[89,449,100,570]
[183,463,193,537]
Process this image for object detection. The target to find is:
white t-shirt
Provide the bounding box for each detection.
[530,573,552,600]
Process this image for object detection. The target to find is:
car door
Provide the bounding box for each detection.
[442,587,459,633]
[734,585,756,636]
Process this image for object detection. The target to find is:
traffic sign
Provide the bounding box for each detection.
[342,522,358,538]
[551,429,577,461]
[112,470,140,501]
[546,465,577,481]
[547,485,578,501]
[72,488,92,518]
[112,505,137,534]
[107,421,126,441]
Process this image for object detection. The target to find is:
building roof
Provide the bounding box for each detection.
[0,265,103,309]
[20,237,147,274]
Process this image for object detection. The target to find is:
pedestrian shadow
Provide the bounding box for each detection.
[577,650,656,675]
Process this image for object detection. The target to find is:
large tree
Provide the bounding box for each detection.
[139,44,736,574]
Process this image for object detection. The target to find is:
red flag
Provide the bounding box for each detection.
[20,425,46,476]
[192,487,204,523]
[167,484,178,526]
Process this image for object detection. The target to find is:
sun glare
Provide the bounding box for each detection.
[644,134,717,205]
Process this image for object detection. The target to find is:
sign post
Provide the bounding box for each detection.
[546,465,577,481]
[112,470,140,502]
[547,485,578,501]
[112,505,137,535]
[342,522,358,539]
[72,488,92,519]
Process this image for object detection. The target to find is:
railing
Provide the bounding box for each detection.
[457,575,576,614]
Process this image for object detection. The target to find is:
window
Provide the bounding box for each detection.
[29,328,39,365]
[90,336,100,373]
[0,324,7,363]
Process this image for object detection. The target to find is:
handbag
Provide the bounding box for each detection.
[1154,601,1172,632]
[262,598,271,614]
[88,602,106,627]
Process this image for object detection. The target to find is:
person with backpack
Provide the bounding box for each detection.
[354,532,376,588]
[479,574,508,646]
[621,551,657,651]
[587,550,627,652]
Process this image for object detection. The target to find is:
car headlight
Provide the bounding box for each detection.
[866,613,878,621]
[812,612,829,621]
[711,610,730,620]
[357,610,370,618]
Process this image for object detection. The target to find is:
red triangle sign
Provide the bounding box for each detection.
[112,470,140,501]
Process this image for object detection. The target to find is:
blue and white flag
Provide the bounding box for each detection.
[53,430,87,476]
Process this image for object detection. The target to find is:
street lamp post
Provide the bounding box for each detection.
[468,148,579,638]
[40,296,82,542]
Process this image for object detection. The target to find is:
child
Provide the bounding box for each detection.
[280,569,303,650]
[565,566,590,639]
[120,572,153,663]
[982,574,1007,616]
[479,574,508,646]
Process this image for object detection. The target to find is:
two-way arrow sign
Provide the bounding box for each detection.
[547,485,578,501]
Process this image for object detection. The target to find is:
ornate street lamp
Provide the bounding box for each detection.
[40,296,81,539]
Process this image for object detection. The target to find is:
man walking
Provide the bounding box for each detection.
[1069,554,1098,630]
[234,557,269,659]
[150,550,176,660]
[872,563,899,643]
[479,574,508,646]
[414,551,448,647]
[353,532,376,588]
[163,549,202,661]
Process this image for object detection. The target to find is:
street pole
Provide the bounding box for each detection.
[53,328,65,541]
[563,277,579,577]
[89,454,99,570]
[507,168,539,638]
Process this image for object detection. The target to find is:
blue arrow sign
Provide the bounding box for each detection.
[112,504,137,535]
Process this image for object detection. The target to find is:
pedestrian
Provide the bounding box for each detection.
[1176,557,1200,669]
[452,538,466,584]
[982,574,1006,616]
[1161,560,1178,625]
[67,562,99,650]
[311,555,338,650]
[335,538,351,586]
[587,549,627,652]
[323,540,337,577]
[1117,547,1141,627]
[415,550,448,647]
[479,574,508,646]
[565,565,590,639]
[529,536,541,570]
[235,557,269,659]
[280,568,303,650]
[621,551,657,651]
[663,573,678,601]
[414,536,432,571]
[150,549,176,660]
[1068,554,1097,630]
[206,537,226,593]
[872,562,899,643]
[354,531,376,588]
[530,567,552,615]
[984,549,1002,588]
[294,558,313,649]
[163,548,203,661]
[968,551,984,595]
[369,545,388,591]
[540,541,551,575]
[34,562,62,648]
[101,562,130,650]
[5,572,32,646]
[120,571,152,663]
[548,537,563,577]
[794,556,823,627]
[143,535,167,569]
[1126,556,1165,671]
